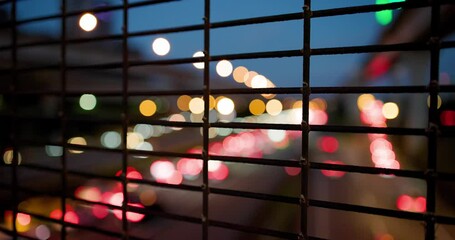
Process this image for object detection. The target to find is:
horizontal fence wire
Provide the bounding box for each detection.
[1,0,454,239]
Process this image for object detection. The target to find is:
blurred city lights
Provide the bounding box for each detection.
[309,109,328,125]
[375,0,404,26]
[284,167,301,176]
[116,167,143,190]
[376,233,395,240]
[35,224,51,240]
[267,130,286,143]
[134,124,153,139]
[426,95,442,109]
[152,37,171,56]
[318,136,339,153]
[169,113,185,130]
[233,66,248,83]
[441,110,455,126]
[357,94,376,111]
[262,79,277,99]
[251,75,268,88]
[126,132,144,149]
[243,71,257,88]
[396,194,426,212]
[139,99,157,117]
[249,99,266,116]
[50,209,80,224]
[320,160,346,178]
[192,51,205,69]
[150,160,175,182]
[189,97,204,114]
[139,189,158,206]
[79,94,97,111]
[79,13,97,32]
[92,204,109,219]
[266,99,283,116]
[3,148,22,165]
[109,193,146,222]
[216,60,233,77]
[310,98,327,111]
[68,137,87,154]
[177,95,192,111]
[101,131,121,149]
[382,102,399,119]
[75,186,102,202]
[16,213,31,226]
[45,145,63,157]
[216,97,235,115]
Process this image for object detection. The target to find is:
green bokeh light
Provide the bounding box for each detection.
[375,0,405,26]
[79,94,97,111]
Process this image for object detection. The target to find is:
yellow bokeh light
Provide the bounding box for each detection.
[382,102,399,119]
[233,66,248,83]
[139,100,157,117]
[249,99,266,116]
[357,94,375,111]
[426,95,442,109]
[310,98,327,111]
[189,97,204,114]
[152,37,171,56]
[192,51,204,69]
[216,97,235,115]
[216,60,233,77]
[266,99,283,116]
[68,137,87,154]
[292,100,303,109]
[127,132,144,149]
[177,95,191,111]
[209,95,216,110]
[79,13,97,32]
[251,75,268,88]
[261,79,277,99]
[3,148,22,165]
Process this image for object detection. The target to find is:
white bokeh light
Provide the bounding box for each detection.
[192,51,205,69]
[79,13,97,32]
[152,38,171,56]
[216,97,235,115]
[216,60,233,77]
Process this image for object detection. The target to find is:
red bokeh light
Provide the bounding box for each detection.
[209,163,229,180]
[109,193,145,222]
[92,204,109,219]
[49,209,79,224]
[441,110,455,126]
[318,136,339,153]
[177,158,202,176]
[366,54,392,79]
[284,167,301,176]
[396,194,426,212]
[320,160,346,178]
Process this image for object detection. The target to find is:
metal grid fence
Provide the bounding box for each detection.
[0,0,454,239]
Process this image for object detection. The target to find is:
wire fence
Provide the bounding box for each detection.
[0,0,454,239]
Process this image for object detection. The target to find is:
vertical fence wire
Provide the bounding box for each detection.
[122,0,130,239]
[59,0,68,239]
[426,0,441,239]
[2,1,455,239]
[301,0,311,239]
[202,0,211,239]
[10,0,18,239]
